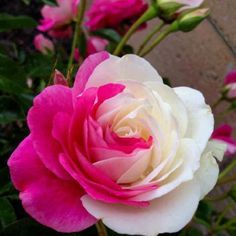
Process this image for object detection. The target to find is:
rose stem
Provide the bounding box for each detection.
[217,173,236,186]
[137,21,164,55]
[67,0,86,77]
[113,5,159,56]
[139,24,176,57]
[218,159,236,181]
[96,220,108,236]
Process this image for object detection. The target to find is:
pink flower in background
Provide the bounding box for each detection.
[74,36,108,60]
[34,34,54,54]
[224,70,236,99]
[86,0,148,33]
[38,0,79,38]
[212,124,236,156]
[8,52,224,235]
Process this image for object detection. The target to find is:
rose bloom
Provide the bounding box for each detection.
[224,70,236,99]
[8,52,225,235]
[86,0,148,33]
[74,36,108,60]
[34,34,55,55]
[37,0,79,38]
[211,124,236,156]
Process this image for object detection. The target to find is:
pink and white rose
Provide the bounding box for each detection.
[34,34,54,54]
[211,124,236,156]
[38,0,79,38]
[86,0,148,33]
[8,52,225,235]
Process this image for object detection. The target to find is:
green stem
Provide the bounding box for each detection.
[137,21,164,55]
[67,0,86,74]
[113,5,159,56]
[212,97,223,110]
[219,159,236,181]
[96,220,108,236]
[215,201,235,227]
[217,173,236,186]
[139,21,178,57]
[205,191,229,202]
[214,215,236,232]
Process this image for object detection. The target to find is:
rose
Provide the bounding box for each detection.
[74,36,108,60]
[34,34,55,55]
[37,0,79,38]
[223,70,236,99]
[8,52,225,235]
[85,0,148,33]
[211,124,236,156]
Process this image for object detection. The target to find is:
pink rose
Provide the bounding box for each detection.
[34,34,54,54]
[86,0,148,33]
[8,52,224,235]
[74,36,108,60]
[38,0,79,38]
[224,70,236,99]
[211,124,236,156]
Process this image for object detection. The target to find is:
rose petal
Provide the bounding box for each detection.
[85,54,162,89]
[174,87,214,152]
[28,85,73,179]
[8,136,96,233]
[82,180,200,236]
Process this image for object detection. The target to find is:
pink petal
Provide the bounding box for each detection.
[27,85,73,179]
[224,70,236,85]
[8,136,96,233]
[72,51,109,100]
[53,70,68,86]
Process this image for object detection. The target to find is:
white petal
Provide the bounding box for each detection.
[195,146,220,199]
[146,82,188,137]
[174,87,214,152]
[85,54,163,89]
[132,138,200,201]
[204,140,226,162]
[82,180,201,236]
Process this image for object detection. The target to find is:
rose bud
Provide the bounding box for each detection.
[176,8,209,32]
[53,70,68,86]
[211,124,236,156]
[155,0,204,22]
[223,70,236,99]
[34,34,54,55]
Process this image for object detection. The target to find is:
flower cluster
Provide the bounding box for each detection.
[34,0,147,56]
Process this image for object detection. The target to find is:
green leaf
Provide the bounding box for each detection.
[0,14,37,32]
[0,53,26,82]
[41,0,57,6]
[21,0,31,5]
[179,227,204,236]
[92,29,121,43]
[229,185,236,201]
[1,218,76,236]
[0,96,24,125]
[0,198,16,228]
[195,201,213,226]
[0,168,12,196]
[0,76,27,95]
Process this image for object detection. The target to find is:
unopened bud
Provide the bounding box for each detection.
[177,8,209,32]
